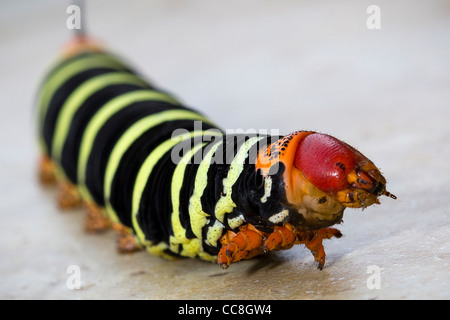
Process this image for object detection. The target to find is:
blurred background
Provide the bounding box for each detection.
[0,0,449,299]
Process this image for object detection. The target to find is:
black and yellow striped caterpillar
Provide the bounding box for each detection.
[36,36,396,269]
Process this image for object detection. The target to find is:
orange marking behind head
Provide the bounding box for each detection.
[255,131,314,205]
[255,131,313,174]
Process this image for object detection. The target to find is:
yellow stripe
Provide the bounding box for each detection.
[169,142,206,257]
[104,110,213,224]
[77,90,180,202]
[146,242,174,259]
[51,72,148,162]
[214,136,264,222]
[188,140,223,239]
[206,219,225,248]
[37,54,127,153]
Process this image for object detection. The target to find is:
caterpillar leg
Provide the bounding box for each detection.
[112,223,141,253]
[218,223,342,269]
[262,224,298,253]
[83,201,112,233]
[57,180,82,210]
[302,228,342,270]
[218,224,265,269]
[38,154,57,186]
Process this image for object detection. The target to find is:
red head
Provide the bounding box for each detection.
[294,133,358,194]
[294,133,396,207]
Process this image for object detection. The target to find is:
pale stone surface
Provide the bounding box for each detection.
[1,0,449,299]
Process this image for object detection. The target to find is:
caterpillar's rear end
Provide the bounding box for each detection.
[36,35,396,270]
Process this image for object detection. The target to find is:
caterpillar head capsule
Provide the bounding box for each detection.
[255,131,396,229]
[294,133,396,209]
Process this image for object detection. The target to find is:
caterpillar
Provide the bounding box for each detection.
[36,35,396,270]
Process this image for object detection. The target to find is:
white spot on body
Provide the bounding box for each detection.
[260,176,272,203]
[268,209,289,224]
[228,213,245,230]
